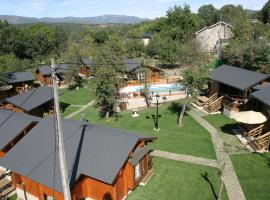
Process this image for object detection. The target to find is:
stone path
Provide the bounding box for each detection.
[65,100,95,119]
[187,109,246,200]
[152,150,219,168]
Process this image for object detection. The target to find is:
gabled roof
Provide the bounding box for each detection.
[124,59,140,72]
[4,72,35,84]
[0,118,156,192]
[251,85,270,106]
[0,109,40,150]
[195,21,233,35]
[37,64,69,75]
[5,86,54,112]
[142,32,152,39]
[210,65,270,91]
[81,58,94,67]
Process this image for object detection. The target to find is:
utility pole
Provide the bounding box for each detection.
[51,58,72,200]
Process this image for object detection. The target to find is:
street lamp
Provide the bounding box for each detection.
[147,93,167,131]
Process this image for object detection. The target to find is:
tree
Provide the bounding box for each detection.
[261,0,270,24]
[94,36,125,118]
[219,5,247,25]
[125,38,145,58]
[93,29,109,44]
[198,4,219,26]
[177,66,208,126]
[165,4,200,42]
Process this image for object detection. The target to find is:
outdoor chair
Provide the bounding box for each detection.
[248,132,270,151]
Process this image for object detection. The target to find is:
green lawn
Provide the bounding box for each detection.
[204,114,248,154]
[127,157,227,200]
[61,105,79,117]
[7,194,17,200]
[73,104,216,159]
[59,87,93,105]
[231,153,270,200]
[204,114,238,132]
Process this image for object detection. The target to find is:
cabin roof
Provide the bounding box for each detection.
[0,117,156,192]
[4,72,35,84]
[251,85,270,106]
[37,64,69,75]
[210,65,270,91]
[0,109,40,150]
[195,21,233,35]
[5,86,54,112]
[129,146,151,166]
[81,58,94,67]
[142,32,152,39]
[124,59,140,72]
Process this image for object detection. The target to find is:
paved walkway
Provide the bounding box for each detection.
[152,150,219,168]
[65,100,95,119]
[187,109,246,200]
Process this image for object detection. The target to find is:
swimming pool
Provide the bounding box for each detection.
[120,83,184,95]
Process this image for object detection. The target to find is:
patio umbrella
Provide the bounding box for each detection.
[234,111,267,124]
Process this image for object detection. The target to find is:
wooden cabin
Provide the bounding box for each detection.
[36,64,69,86]
[0,110,40,158]
[79,58,94,77]
[251,85,270,118]
[125,59,165,85]
[1,86,54,117]
[0,116,156,200]
[4,72,35,94]
[208,65,270,116]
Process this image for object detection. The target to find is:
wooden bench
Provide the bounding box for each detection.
[248,132,270,151]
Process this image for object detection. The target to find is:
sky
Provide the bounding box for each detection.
[0,0,268,19]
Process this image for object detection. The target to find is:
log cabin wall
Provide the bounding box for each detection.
[210,81,220,96]
[79,66,91,77]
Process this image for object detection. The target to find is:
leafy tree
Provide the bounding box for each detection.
[93,36,125,118]
[165,4,200,42]
[178,65,208,127]
[261,0,270,24]
[146,35,163,57]
[198,4,219,26]
[93,29,109,44]
[125,38,145,58]
[219,5,247,25]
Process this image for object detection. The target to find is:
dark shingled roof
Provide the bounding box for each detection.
[5,72,35,84]
[0,118,155,192]
[124,59,140,72]
[81,58,94,67]
[5,86,54,112]
[129,146,151,166]
[37,64,69,75]
[210,65,270,91]
[251,85,270,106]
[0,109,40,150]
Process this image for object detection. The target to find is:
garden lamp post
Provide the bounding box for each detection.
[148,94,167,131]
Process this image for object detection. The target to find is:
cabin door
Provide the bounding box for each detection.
[116,171,126,200]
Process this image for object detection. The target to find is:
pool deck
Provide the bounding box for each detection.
[121,93,186,110]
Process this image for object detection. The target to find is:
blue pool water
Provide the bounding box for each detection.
[120,84,185,94]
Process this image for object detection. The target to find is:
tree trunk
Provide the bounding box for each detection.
[105,111,110,119]
[145,92,151,108]
[177,90,189,127]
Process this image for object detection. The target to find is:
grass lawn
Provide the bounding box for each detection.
[204,114,238,132]
[127,157,227,200]
[61,105,79,117]
[59,87,93,105]
[204,114,248,154]
[73,104,216,159]
[231,153,270,200]
[7,194,17,200]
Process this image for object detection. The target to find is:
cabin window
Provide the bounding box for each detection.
[44,194,55,200]
[135,163,141,181]
[137,72,145,81]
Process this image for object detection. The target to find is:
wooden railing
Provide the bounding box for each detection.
[248,132,270,151]
[204,96,223,113]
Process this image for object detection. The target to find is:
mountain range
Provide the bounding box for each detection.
[0,15,149,25]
